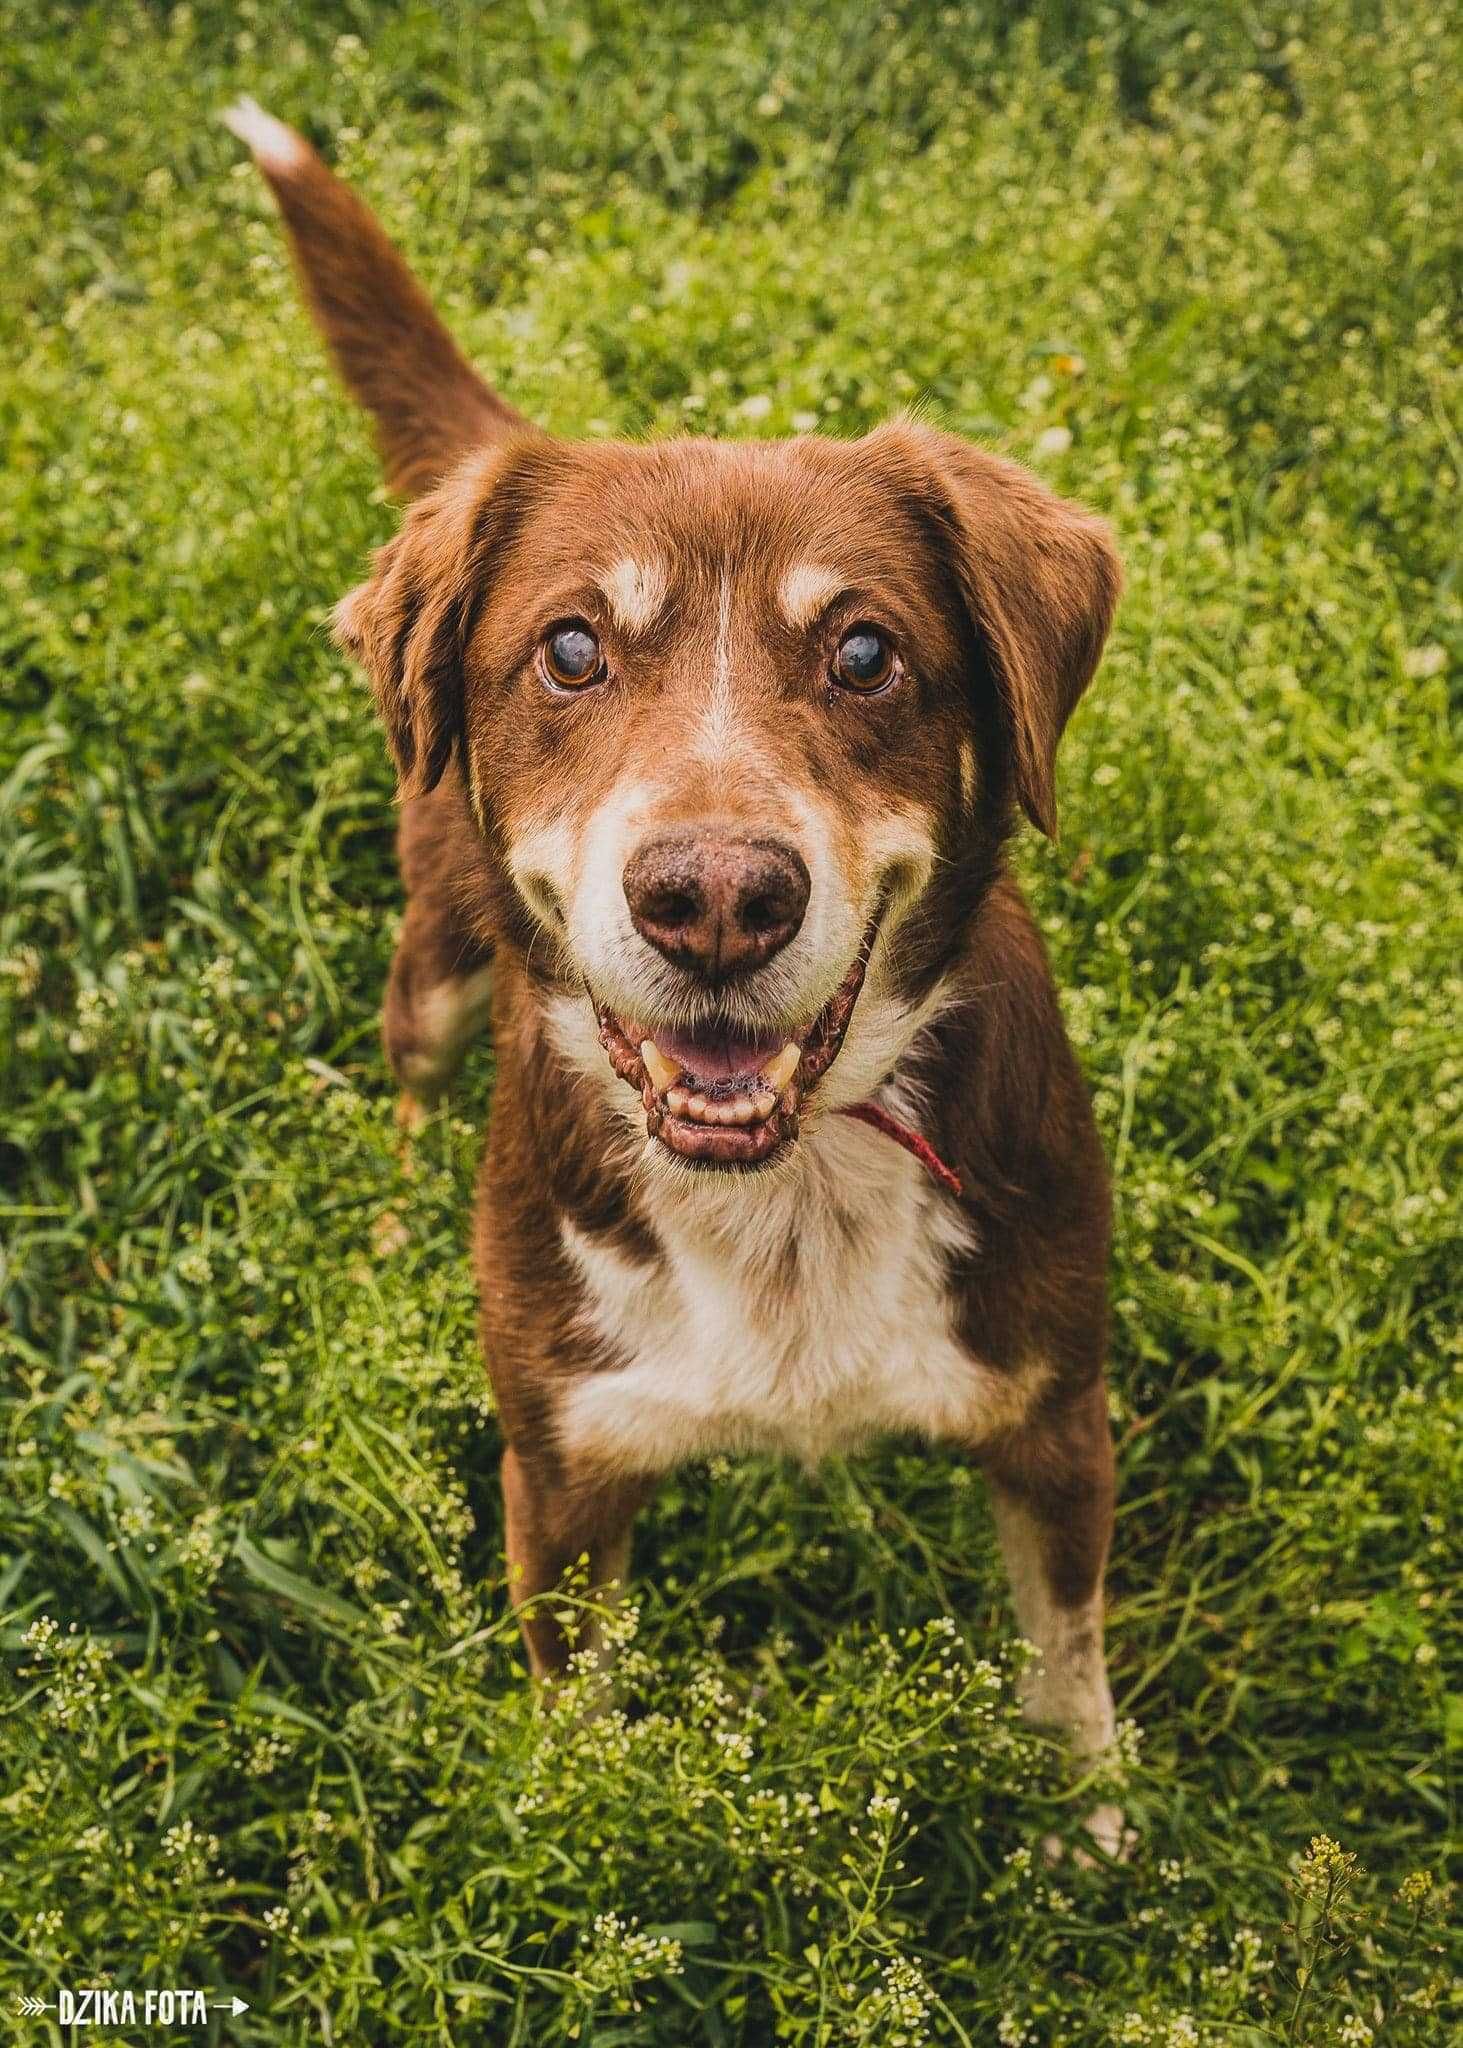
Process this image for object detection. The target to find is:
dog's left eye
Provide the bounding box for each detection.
[541,620,605,689]
[831,625,897,693]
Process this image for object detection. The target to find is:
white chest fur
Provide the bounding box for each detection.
[555,1112,1044,1474]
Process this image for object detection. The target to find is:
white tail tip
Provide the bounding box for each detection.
[220,96,308,174]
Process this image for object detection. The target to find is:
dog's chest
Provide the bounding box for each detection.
[556,1118,1025,1472]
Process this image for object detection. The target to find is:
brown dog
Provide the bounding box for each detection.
[226,100,1126,1853]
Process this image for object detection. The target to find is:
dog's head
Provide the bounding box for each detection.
[336,422,1119,1172]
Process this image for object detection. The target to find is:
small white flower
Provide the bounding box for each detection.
[1402,643,1446,679]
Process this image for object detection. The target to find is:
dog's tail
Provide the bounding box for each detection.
[222,98,532,496]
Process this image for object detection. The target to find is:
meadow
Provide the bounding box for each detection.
[1,2,1458,2041]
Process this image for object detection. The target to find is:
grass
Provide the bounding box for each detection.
[1,1,1459,2040]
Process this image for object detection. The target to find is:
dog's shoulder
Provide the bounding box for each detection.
[925,874,1111,1384]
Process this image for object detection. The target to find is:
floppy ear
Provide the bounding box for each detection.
[333,461,487,799]
[332,445,531,799]
[875,422,1121,838]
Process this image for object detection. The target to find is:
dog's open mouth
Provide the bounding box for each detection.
[594,927,876,1168]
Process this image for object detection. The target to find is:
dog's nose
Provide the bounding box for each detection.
[623,834,811,980]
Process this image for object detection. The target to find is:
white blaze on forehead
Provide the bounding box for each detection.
[690,571,739,769]
[778,561,844,629]
[597,556,668,634]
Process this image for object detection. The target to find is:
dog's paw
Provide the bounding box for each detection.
[371,1207,411,1258]
[1042,1803,1134,1869]
[394,1091,428,1174]
[396,1090,428,1137]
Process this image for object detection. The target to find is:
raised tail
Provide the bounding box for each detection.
[222,98,532,496]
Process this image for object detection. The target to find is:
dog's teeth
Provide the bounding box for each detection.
[640,1039,682,1093]
[753,1090,777,1120]
[762,1043,801,1094]
[730,1099,755,1124]
[687,1093,710,1120]
[666,1085,690,1114]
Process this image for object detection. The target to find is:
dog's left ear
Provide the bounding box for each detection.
[875,422,1121,838]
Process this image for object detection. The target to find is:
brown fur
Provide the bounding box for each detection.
[233,114,1124,1753]
[245,131,532,495]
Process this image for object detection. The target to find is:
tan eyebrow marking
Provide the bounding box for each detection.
[597,557,668,634]
[778,561,844,629]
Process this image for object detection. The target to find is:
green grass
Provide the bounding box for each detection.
[2,2,1459,2041]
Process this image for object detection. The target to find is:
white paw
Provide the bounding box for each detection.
[1042,1802,1134,1868]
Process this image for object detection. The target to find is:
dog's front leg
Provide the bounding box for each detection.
[500,1445,652,1680]
[385,779,500,1134]
[979,1379,1127,1860]
[384,898,494,1132]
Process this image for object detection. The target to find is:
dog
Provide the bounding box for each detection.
[225,100,1126,1855]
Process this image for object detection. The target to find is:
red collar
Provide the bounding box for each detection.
[837,1101,963,1197]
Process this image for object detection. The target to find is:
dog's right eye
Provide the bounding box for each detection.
[831,624,898,694]
[541,621,605,689]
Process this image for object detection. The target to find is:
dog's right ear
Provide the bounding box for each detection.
[333,445,533,799]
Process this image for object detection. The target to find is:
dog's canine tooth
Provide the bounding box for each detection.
[640,1039,682,1093]
[762,1043,801,1094]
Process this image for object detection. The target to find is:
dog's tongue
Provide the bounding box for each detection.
[649,1024,787,1084]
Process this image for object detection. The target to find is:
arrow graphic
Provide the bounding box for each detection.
[211,1997,250,2016]
[18,1998,55,2017]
